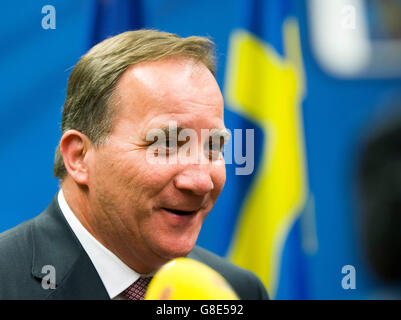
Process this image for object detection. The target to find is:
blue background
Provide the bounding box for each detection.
[1,0,401,299]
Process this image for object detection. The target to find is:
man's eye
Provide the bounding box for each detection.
[150,136,173,147]
[164,138,179,149]
[206,136,225,161]
[211,136,225,150]
[209,142,222,152]
[150,137,179,157]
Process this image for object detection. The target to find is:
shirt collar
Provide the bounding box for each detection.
[57,189,141,299]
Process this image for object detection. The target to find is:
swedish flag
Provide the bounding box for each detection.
[225,0,308,298]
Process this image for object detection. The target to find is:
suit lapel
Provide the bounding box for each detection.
[45,252,110,300]
[31,196,109,300]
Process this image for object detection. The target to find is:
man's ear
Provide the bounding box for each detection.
[59,130,92,186]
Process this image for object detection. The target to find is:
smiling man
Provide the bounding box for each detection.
[0,30,268,300]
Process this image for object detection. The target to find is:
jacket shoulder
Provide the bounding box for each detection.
[0,218,34,264]
[189,246,269,300]
[0,218,38,299]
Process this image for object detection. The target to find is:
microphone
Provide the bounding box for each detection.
[145,257,239,300]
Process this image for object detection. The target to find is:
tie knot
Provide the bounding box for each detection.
[122,277,152,300]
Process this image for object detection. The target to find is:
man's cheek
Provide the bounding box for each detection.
[139,168,173,193]
[214,166,226,191]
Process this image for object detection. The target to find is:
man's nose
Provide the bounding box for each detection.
[174,166,214,196]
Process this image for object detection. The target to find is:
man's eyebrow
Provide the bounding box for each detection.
[148,126,230,142]
[157,127,229,136]
[158,126,185,136]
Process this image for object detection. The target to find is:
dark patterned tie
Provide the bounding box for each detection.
[121,277,152,300]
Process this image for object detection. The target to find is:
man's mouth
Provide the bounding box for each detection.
[162,208,198,216]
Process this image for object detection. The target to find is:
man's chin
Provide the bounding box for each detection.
[157,243,196,262]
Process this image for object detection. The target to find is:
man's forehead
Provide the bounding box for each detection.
[115,60,221,110]
[126,57,205,77]
[120,58,221,98]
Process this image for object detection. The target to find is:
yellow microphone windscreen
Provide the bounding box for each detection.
[145,257,239,300]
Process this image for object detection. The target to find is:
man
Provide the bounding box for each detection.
[0,30,268,300]
[357,105,401,298]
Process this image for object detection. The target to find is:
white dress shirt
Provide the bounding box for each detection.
[57,189,142,299]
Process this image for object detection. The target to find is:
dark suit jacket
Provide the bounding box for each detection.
[0,196,268,300]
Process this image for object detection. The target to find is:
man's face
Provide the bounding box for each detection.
[86,58,226,272]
